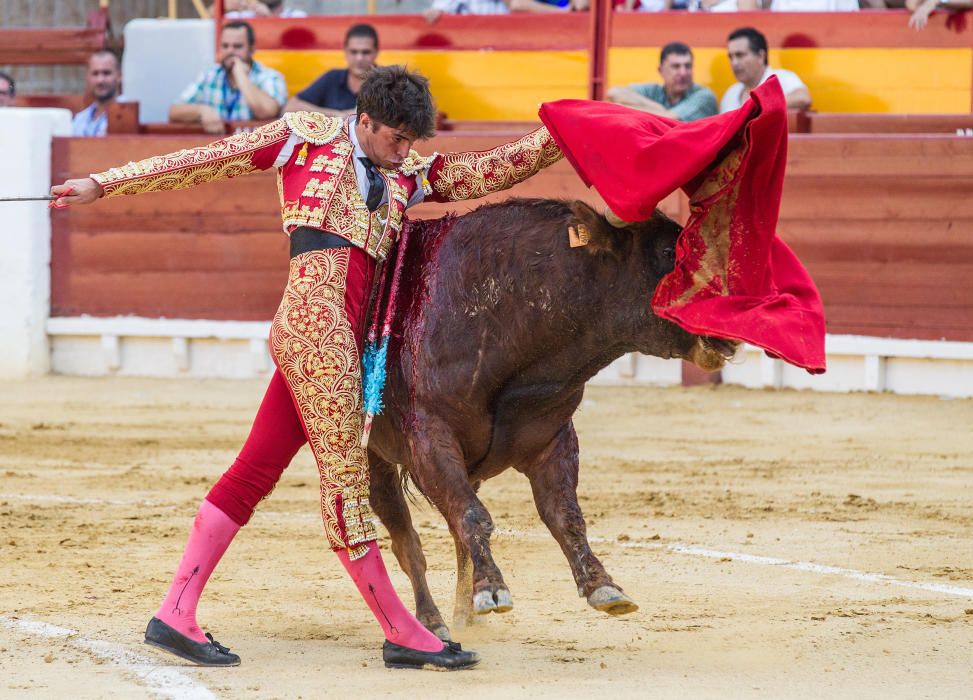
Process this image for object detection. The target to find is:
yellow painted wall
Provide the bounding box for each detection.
[258,46,973,119]
[610,47,972,114]
[257,49,588,120]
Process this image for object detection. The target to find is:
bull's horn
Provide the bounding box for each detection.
[604,207,631,228]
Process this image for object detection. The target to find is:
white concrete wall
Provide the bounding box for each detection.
[0,108,72,378]
[721,336,973,399]
[122,19,215,123]
[43,316,973,398]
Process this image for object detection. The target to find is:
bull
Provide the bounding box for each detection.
[365,198,737,641]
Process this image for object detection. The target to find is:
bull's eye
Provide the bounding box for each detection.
[663,247,675,261]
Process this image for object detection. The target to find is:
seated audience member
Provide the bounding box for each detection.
[907,0,971,29]
[766,0,858,8]
[72,50,124,137]
[673,0,761,11]
[223,0,307,17]
[721,27,811,113]
[606,42,717,122]
[284,24,378,116]
[171,20,286,134]
[425,0,586,21]
[0,72,14,107]
[425,0,510,18]
[616,0,672,10]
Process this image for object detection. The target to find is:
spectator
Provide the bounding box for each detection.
[170,20,287,135]
[0,72,14,107]
[606,42,717,122]
[425,0,586,22]
[720,27,811,113]
[284,24,378,116]
[766,0,858,8]
[72,50,124,137]
[616,0,673,10]
[223,0,307,18]
[907,0,971,29]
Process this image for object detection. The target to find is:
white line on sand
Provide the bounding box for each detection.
[6,491,971,599]
[623,541,973,599]
[0,493,167,507]
[492,528,973,599]
[0,616,216,700]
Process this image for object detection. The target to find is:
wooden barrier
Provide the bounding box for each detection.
[808,113,973,133]
[780,135,973,341]
[0,9,110,65]
[49,132,973,343]
[250,11,973,118]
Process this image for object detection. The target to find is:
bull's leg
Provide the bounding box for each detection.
[450,483,479,630]
[523,421,639,616]
[407,412,512,617]
[451,533,476,630]
[367,453,452,641]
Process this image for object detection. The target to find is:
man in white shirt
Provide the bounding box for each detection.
[720,26,811,113]
[222,0,306,17]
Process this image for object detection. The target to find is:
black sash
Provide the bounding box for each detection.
[289,226,352,259]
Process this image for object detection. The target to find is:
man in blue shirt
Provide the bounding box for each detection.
[284,24,378,117]
[72,50,123,137]
[606,42,718,123]
[171,20,287,135]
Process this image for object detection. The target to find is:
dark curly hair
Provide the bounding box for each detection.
[356,65,436,140]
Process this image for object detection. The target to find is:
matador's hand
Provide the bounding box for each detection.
[50,177,104,208]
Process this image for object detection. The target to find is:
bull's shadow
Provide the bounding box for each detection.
[366,198,734,641]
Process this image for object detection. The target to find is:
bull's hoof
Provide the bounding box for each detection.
[587,586,639,616]
[472,588,514,615]
[429,625,453,642]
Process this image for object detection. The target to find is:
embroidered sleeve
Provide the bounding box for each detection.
[90,119,292,198]
[424,125,563,203]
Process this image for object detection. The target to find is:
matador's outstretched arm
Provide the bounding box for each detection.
[423,126,563,204]
[50,119,291,207]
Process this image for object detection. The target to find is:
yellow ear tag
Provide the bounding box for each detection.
[568,223,590,248]
[295,142,309,166]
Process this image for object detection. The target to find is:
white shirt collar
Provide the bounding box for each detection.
[348,116,367,161]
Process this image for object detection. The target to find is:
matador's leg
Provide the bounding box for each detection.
[268,247,445,654]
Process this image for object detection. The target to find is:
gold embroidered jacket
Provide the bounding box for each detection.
[90,112,563,260]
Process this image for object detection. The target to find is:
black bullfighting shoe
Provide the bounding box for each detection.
[144,617,241,667]
[382,640,481,671]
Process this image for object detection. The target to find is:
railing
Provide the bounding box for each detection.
[0,8,111,65]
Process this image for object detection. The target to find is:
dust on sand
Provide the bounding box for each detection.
[0,377,971,698]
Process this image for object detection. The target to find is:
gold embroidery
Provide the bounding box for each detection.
[671,144,747,307]
[91,119,291,197]
[283,111,344,145]
[385,176,410,207]
[302,177,338,199]
[430,125,563,202]
[399,149,437,177]
[283,130,412,260]
[269,249,377,558]
[310,152,348,175]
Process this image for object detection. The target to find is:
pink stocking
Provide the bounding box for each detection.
[336,542,444,652]
[155,499,241,643]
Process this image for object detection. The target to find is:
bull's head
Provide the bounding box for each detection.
[569,201,741,372]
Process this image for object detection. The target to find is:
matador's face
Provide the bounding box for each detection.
[357,114,417,171]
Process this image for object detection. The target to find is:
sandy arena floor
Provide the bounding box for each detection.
[0,376,971,699]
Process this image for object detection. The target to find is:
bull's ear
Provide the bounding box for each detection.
[568,201,620,256]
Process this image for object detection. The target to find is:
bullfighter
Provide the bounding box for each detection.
[50,64,562,671]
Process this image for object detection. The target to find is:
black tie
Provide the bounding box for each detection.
[359,157,385,212]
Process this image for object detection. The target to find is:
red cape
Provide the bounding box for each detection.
[539,78,826,374]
